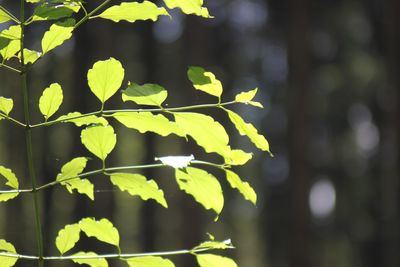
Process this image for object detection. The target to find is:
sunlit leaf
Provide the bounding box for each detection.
[110,173,167,208]
[225,109,270,152]
[56,223,81,255]
[79,218,119,247]
[126,256,175,267]
[56,157,93,199]
[235,88,263,108]
[57,112,108,126]
[174,112,230,157]
[18,48,41,64]
[87,58,124,104]
[163,0,210,18]
[97,1,169,23]
[122,83,167,106]
[26,0,42,3]
[196,254,238,267]
[0,97,13,117]
[113,112,185,137]
[39,83,63,120]
[0,239,18,267]
[41,19,74,55]
[175,167,223,216]
[224,149,252,166]
[32,3,80,22]
[0,8,12,24]
[225,169,256,205]
[0,25,21,60]
[0,166,19,202]
[155,155,194,169]
[187,67,222,98]
[71,252,108,267]
[193,239,234,250]
[81,125,116,161]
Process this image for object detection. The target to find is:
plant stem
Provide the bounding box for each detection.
[0,63,21,73]
[0,5,20,23]
[19,0,44,266]
[74,0,112,29]
[0,113,26,127]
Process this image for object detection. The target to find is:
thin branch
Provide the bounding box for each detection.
[0,113,26,127]
[74,0,112,29]
[0,246,229,261]
[0,5,20,24]
[30,110,102,128]
[0,63,21,74]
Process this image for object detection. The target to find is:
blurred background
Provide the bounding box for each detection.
[1,0,400,266]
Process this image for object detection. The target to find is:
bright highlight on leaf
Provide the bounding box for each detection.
[225,109,270,153]
[39,83,63,120]
[81,125,117,161]
[163,0,210,18]
[193,239,234,250]
[41,19,75,55]
[187,67,223,99]
[155,155,194,169]
[175,167,224,216]
[56,157,93,200]
[56,223,81,255]
[79,218,120,247]
[97,1,169,23]
[32,3,80,22]
[196,254,238,267]
[122,83,168,106]
[57,112,108,126]
[126,256,175,267]
[0,166,19,202]
[0,239,18,267]
[87,58,125,104]
[0,8,12,24]
[113,112,185,137]
[110,173,167,208]
[235,88,263,108]
[174,112,231,157]
[225,169,256,205]
[71,252,109,267]
[0,97,13,118]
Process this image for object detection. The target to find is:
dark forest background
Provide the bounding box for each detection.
[1,0,400,266]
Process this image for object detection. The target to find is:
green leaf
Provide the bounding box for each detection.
[56,223,81,255]
[126,256,175,267]
[193,239,234,250]
[41,19,74,55]
[122,83,168,106]
[39,83,63,120]
[71,252,108,267]
[224,149,252,166]
[225,169,256,205]
[196,254,238,267]
[79,218,119,247]
[174,112,231,157]
[225,109,270,152]
[112,112,185,137]
[0,25,21,60]
[0,8,12,24]
[175,167,223,216]
[0,166,19,202]
[110,173,167,208]
[57,112,108,127]
[0,239,18,267]
[0,97,13,117]
[32,3,80,22]
[187,67,222,98]
[18,48,41,64]
[235,88,263,108]
[97,1,169,23]
[56,157,94,199]
[81,125,116,161]
[87,58,124,104]
[163,0,210,18]
[155,155,194,169]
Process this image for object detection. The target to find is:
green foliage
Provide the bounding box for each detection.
[0,0,271,266]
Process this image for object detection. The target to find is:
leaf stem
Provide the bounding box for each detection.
[19,0,44,266]
[0,62,21,73]
[74,0,112,29]
[0,5,20,24]
[0,246,223,261]
[0,113,26,127]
